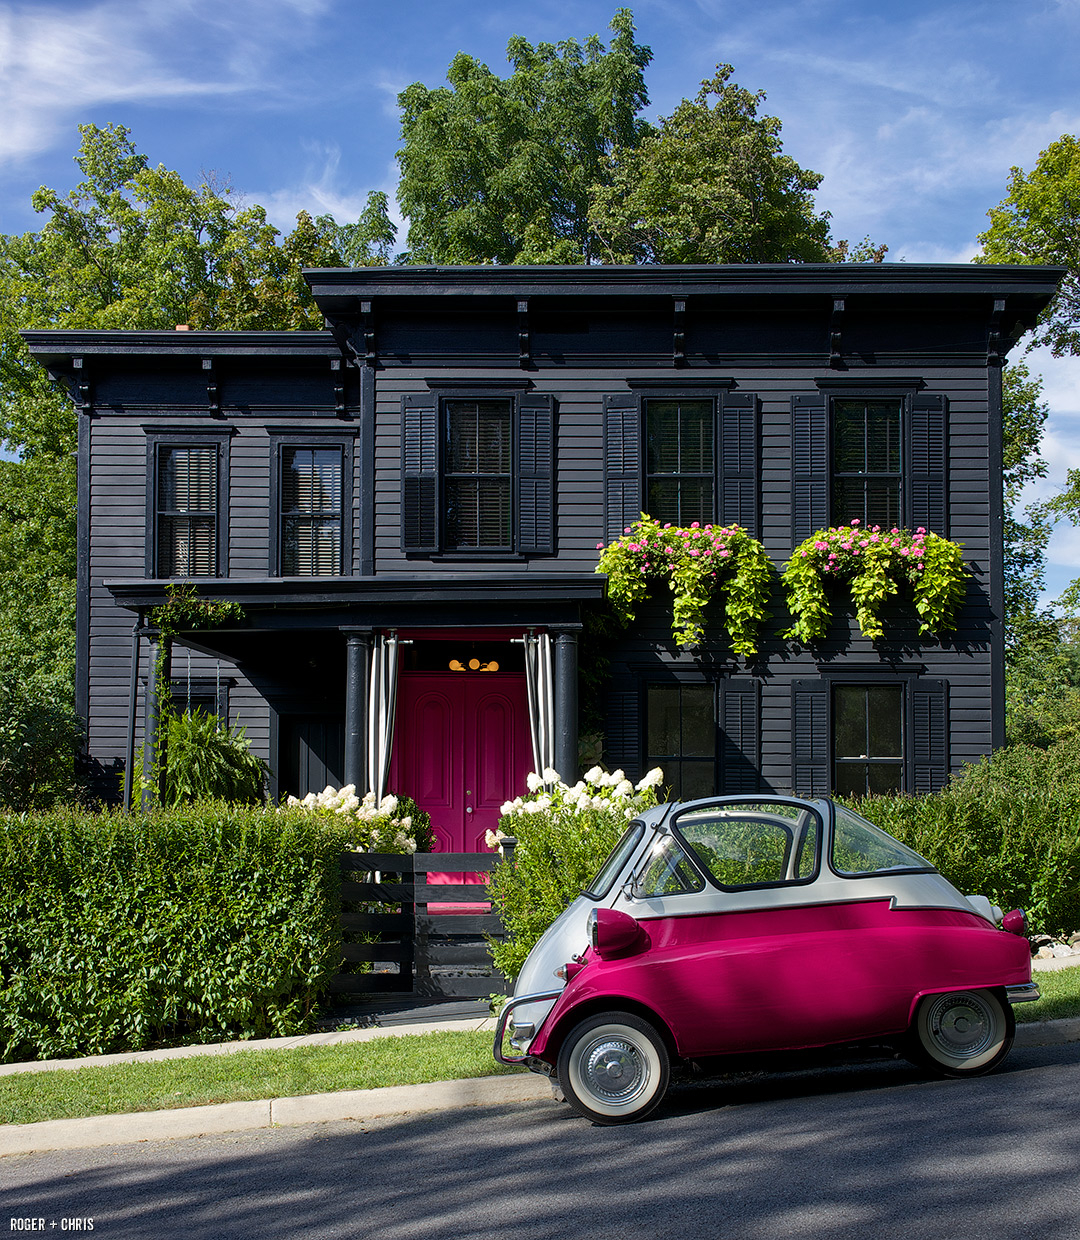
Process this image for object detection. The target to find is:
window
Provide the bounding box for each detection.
[152,441,222,577]
[832,398,902,527]
[401,390,554,555]
[645,399,714,526]
[791,388,946,544]
[280,446,344,575]
[270,435,352,577]
[672,801,822,890]
[603,388,759,541]
[832,804,932,876]
[833,685,903,796]
[646,683,716,800]
[444,399,512,550]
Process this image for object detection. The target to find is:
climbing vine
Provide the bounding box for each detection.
[780,521,967,644]
[595,516,771,654]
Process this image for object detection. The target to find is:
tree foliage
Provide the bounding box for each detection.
[0,123,363,806]
[588,67,836,264]
[397,9,652,264]
[977,133,1080,356]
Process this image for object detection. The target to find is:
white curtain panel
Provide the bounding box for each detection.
[366,632,400,802]
[524,631,556,779]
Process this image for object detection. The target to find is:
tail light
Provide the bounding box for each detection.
[587,907,649,959]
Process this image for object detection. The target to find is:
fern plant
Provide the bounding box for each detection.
[159,708,267,805]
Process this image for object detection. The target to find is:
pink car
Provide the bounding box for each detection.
[494,795,1037,1124]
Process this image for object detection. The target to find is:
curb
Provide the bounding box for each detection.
[3,1017,1078,1157]
[0,1073,553,1157]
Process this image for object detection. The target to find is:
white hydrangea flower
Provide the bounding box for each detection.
[614,779,634,797]
[301,792,317,808]
[541,766,561,785]
[583,765,604,785]
[636,767,665,791]
[379,794,398,815]
[526,771,544,793]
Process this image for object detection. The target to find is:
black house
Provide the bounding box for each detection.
[25,263,1061,852]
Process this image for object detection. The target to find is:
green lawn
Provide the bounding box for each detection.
[0,1030,520,1127]
[2,970,1077,1129]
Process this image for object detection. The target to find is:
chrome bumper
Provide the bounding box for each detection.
[1006,982,1041,1004]
[493,989,563,1065]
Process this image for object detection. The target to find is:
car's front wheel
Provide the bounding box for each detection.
[556,1011,670,1125]
[907,988,1014,1077]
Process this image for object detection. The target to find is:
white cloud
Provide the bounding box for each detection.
[248,144,401,234]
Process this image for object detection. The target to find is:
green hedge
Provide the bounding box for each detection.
[848,771,1080,936]
[0,804,355,1063]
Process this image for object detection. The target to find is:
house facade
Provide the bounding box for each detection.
[25,263,1060,852]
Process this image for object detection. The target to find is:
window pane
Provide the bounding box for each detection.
[833,401,866,473]
[681,685,715,757]
[834,687,866,759]
[866,401,901,473]
[446,478,511,548]
[634,834,704,897]
[646,400,681,474]
[647,686,680,756]
[675,760,716,800]
[676,812,791,888]
[832,804,931,875]
[867,762,903,796]
[446,400,511,473]
[867,687,903,756]
[157,446,216,576]
[832,477,901,529]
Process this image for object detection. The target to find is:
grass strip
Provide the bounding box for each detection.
[0,1030,520,1127]
[1014,965,1080,1023]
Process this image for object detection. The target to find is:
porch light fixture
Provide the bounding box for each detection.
[448,658,500,672]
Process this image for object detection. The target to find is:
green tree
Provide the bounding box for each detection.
[588,66,837,264]
[0,123,360,806]
[977,134,1080,356]
[396,8,652,264]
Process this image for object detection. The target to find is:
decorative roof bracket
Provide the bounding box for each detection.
[330,358,346,416]
[987,298,1005,366]
[360,300,376,365]
[830,299,845,367]
[673,298,686,365]
[518,300,530,368]
[202,357,220,415]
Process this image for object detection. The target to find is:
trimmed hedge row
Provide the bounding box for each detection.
[0,804,355,1063]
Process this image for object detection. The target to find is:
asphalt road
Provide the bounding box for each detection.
[4,1041,1080,1240]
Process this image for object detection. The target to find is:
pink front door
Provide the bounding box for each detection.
[391,671,531,855]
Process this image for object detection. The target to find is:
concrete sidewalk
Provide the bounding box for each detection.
[3,1012,1080,1157]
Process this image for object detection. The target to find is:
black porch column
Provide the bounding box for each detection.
[553,628,579,785]
[343,629,373,794]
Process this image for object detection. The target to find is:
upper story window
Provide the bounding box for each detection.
[444,399,512,550]
[791,387,946,545]
[151,441,223,577]
[270,435,353,577]
[402,390,554,556]
[645,398,714,526]
[602,387,758,542]
[832,398,902,527]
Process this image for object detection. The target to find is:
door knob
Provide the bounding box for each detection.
[466,807,474,814]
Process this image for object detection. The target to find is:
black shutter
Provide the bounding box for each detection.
[791,393,830,543]
[516,393,555,554]
[791,679,831,796]
[604,685,642,780]
[401,393,439,552]
[603,393,642,541]
[909,393,948,535]
[910,678,948,793]
[718,392,759,536]
[719,678,761,793]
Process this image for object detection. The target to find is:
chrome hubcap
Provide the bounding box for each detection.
[582,1037,647,1102]
[928,994,995,1060]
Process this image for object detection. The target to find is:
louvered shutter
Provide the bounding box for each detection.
[516,393,555,554]
[603,393,642,541]
[719,392,759,536]
[791,679,831,796]
[401,393,439,552]
[910,678,948,793]
[909,393,948,535]
[719,678,761,793]
[604,686,642,779]
[157,444,218,576]
[791,393,830,542]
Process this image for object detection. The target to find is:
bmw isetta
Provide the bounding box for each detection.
[494,795,1037,1124]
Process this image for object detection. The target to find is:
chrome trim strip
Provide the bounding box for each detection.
[493,989,564,1065]
[1006,983,1041,1004]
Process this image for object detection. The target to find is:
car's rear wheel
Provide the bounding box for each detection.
[907,988,1014,1077]
[557,1011,670,1125]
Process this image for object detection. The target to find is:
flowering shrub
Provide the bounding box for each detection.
[283,784,434,855]
[596,516,771,653]
[781,521,968,644]
[487,765,665,980]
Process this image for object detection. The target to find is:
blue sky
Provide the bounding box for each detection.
[2,0,1079,599]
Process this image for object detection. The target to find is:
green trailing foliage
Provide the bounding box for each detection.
[781,521,967,644]
[596,516,771,653]
[0,804,355,1062]
[158,709,267,806]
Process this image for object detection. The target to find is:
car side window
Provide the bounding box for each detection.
[674,803,821,889]
[633,834,705,898]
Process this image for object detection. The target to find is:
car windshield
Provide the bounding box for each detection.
[831,804,935,875]
[583,822,645,899]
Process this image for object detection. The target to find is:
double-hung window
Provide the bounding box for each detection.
[401,389,554,555]
[646,682,717,800]
[602,385,759,541]
[270,435,352,576]
[148,434,228,578]
[791,384,947,543]
[832,684,904,796]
